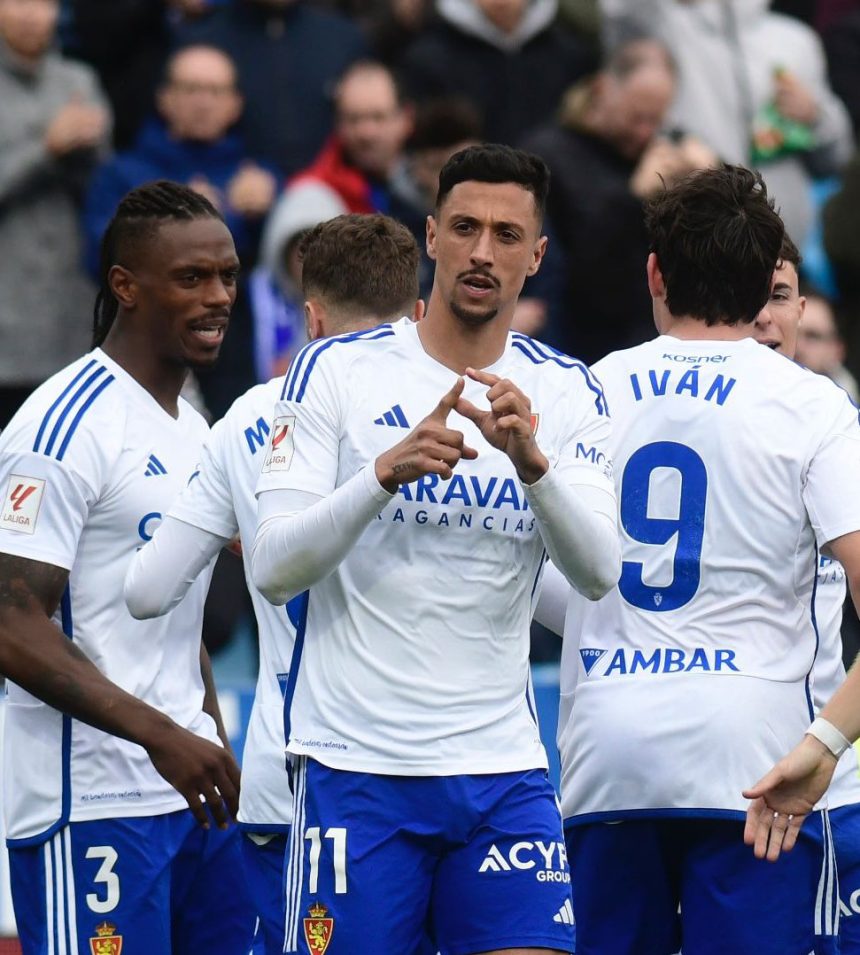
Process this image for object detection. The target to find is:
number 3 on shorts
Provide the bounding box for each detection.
[85,845,120,913]
[305,827,348,894]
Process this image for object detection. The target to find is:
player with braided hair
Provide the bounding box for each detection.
[0,180,253,953]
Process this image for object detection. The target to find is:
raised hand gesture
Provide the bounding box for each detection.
[375,378,478,492]
[455,367,548,485]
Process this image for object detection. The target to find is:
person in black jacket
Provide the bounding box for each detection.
[523,37,716,363]
[398,0,595,146]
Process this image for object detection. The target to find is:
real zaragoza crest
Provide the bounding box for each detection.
[303,901,334,953]
[89,921,122,955]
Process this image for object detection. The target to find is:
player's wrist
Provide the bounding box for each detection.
[806,716,851,760]
[515,450,549,486]
[374,455,400,494]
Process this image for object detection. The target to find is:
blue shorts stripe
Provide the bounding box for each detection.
[33,359,98,453]
[56,374,115,462]
[42,366,107,458]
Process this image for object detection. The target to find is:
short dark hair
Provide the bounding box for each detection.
[92,180,223,348]
[299,214,419,321]
[645,164,784,326]
[435,144,550,221]
[777,232,802,270]
[408,97,483,152]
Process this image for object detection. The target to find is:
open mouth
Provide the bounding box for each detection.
[188,319,227,346]
[461,274,497,295]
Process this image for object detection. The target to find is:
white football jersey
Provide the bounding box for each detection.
[256,318,615,775]
[811,554,860,808]
[0,350,219,843]
[168,378,296,830]
[558,336,860,822]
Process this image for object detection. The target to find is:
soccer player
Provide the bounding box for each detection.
[0,182,253,954]
[251,143,620,955]
[556,165,860,955]
[752,235,860,948]
[123,213,424,954]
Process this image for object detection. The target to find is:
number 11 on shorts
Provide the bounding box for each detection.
[305,827,348,894]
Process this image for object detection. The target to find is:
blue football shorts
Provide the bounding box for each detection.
[8,809,254,955]
[242,829,289,954]
[816,803,860,953]
[283,757,575,955]
[565,813,839,955]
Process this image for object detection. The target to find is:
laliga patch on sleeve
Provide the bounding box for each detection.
[262,415,297,473]
[1,476,46,535]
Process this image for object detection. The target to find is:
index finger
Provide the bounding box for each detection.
[465,367,501,388]
[430,377,465,421]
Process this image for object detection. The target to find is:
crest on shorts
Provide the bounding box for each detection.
[303,901,334,953]
[89,921,122,955]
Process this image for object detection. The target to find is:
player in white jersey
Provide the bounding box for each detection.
[556,165,860,955]
[0,182,253,954]
[123,213,425,954]
[752,234,860,950]
[251,144,620,954]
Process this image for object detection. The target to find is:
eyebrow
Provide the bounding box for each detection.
[771,282,792,294]
[449,213,527,232]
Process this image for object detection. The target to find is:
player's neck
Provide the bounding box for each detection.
[418,301,511,373]
[660,315,753,342]
[100,332,185,418]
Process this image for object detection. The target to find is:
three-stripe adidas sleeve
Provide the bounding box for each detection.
[256,354,343,499]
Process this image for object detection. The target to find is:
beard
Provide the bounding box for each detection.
[450,300,499,327]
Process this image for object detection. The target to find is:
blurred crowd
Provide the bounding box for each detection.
[3,0,860,657]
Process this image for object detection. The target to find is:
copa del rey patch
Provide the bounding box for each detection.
[1,476,46,535]
[262,415,297,473]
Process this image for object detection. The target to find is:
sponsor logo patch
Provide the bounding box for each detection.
[303,901,333,953]
[262,415,296,473]
[1,476,45,535]
[89,921,122,955]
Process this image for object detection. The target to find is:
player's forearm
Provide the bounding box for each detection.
[124,516,228,619]
[0,606,179,750]
[200,643,233,755]
[252,468,394,605]
[524,468,621,601]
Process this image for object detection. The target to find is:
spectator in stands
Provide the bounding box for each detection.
[398,0,595,145]
[177,0,367,178]
[83,44,277,275]
[269,60,412,231]
[823,150,860,376]
[253,183,346,381]
[63,0,173,150]
[523,38,716,363]
[824,8,860,135]
[797,287,860,400]
[601,0,854,247]
[0,0,110,427]
[390,96,483,296]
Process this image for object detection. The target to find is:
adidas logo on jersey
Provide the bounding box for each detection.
[553,899,575,925]
[144,454,167,477]
[373,404,410,428]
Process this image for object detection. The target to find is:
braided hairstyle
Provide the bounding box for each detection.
[92,180,224,348]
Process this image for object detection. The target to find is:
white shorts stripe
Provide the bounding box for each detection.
[53,834,67,955]
[44,841,55,955]
[63,828,79,955]
[284,757,307,952]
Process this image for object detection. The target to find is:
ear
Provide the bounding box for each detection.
[646,252,665,300]
[108,265,137,310]
[426,215,438,261]
[226,91,244,128]
[412,298,426,322]
[797,296,807,322]
[305,299,325,341]
[526,235,548,277]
